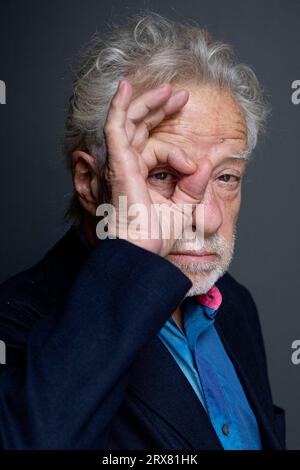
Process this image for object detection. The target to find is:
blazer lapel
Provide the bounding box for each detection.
[129,290,282,450]
[129,335,223,450]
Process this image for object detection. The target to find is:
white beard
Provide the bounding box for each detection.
[166,229,236,296]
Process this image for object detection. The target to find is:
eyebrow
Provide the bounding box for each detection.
[223,149,250,160]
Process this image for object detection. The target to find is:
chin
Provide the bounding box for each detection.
[166,230,236,297]
[167,257,229,297]
[181,268,225,297]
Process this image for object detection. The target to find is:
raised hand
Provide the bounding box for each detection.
[101,79,212,256]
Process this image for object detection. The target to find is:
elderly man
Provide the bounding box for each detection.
[0,12,285,450]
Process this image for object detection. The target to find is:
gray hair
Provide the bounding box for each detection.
[64,11,268,223]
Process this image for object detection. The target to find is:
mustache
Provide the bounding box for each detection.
[171,232,232,257]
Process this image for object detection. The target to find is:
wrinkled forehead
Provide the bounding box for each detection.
[151,83,248,164]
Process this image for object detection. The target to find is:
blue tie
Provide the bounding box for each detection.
[182,294,262,450]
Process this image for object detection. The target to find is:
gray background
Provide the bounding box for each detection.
[0,0,299,449]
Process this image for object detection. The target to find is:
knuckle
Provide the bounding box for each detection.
[110,95,119,109]
[136,125,149,142]
[104,165,114,183]
[104,159,129,184]
[104,123,115,138]
[170,146,183,159]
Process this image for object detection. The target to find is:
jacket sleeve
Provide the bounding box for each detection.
[0,237,192,449]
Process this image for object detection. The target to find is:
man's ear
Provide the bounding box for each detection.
[71,150,99,216]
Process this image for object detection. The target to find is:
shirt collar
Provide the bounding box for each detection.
[182,285,223,351]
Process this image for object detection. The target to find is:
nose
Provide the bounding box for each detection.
[192,183,223,238]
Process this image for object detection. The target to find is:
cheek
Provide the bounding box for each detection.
[146,179,175,199]
[218,191,241,237]
[214,181,242,203]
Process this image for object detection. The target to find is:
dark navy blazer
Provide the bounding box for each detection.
[0,228,286,449]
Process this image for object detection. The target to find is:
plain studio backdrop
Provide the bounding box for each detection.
[0,0,299,449]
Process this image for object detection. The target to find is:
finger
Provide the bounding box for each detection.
[129,88,189,126]
[129,90,190,149]
[172,158,212,205]
[143,90,189,131]
[144,139,197,176]
[104,80,133,154]
[126,84,173,123]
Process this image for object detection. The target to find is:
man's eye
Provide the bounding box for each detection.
[153,172,169,180]
[147,170,179,197]
[218,174,240,183]
[148,171,177,183]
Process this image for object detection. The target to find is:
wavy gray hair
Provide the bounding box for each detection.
[64,11,268,223]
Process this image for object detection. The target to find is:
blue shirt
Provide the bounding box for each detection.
[158,286,262,450]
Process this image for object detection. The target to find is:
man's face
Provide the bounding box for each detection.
[148,84,248,295]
